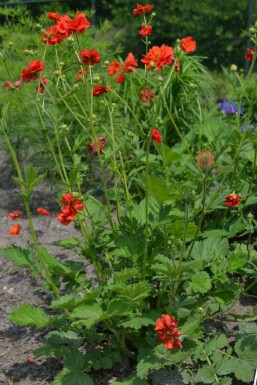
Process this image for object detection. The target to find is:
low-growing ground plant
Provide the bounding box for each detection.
[1,4,257,385]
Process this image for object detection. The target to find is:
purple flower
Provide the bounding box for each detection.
[218,100,243,115]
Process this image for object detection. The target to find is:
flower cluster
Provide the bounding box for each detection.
[132,3,154,16]
[154,315,182,349]
[8,208,49,235]
[219,100,243,115]
[4,80,20,90]
[42,11,91,46]
[139,89,154,104]
[56,193,84,225]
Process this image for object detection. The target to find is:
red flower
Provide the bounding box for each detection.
[87,137,106,156]
[35,77,48,93]
[140,89,154,104]
[76,68,88,81]
[108,61,120,75]
[132,4,154,16]
[180,36,197,53]
[56,193,84,226]
[245,48,255,61]
[8,211,22,219]
[42,12,90,45]
[27,357,35,363]
[80,49,101,66]
[37,207,50,216]
[151,128,162,144]
[155,315,182,350]
[141,44,174,70]
[9,224,22,236]
[21,60,44,82]
[224,193,241,207]
[67,11,91,34]
[4,80,11,89]
[93,85,109,97]
[139,25,152,36]
[108,53,137,84]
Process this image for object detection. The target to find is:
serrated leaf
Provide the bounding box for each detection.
[2,246,35,268]
[155,143,182,166]
[190,237,229,261]
[235,335,257,361]
[70,304,104,328]
[195,365,216,384]
[107,299,132,317]
[64,350,88,372]
[59,237,81,247]
[166,220,198,240]
[39,246,70,274]
[219,376,232,385]
[53,371,94,385]
[50,295,82,310]
[229,357,255,383]
[151,368,185,385]
[228,244,248,272]
[121,317,155,330]
[137,354,163,379]
[205,334,228,355]
[186,271,212,294]
[9,304,49,327]
[110,281,152,302]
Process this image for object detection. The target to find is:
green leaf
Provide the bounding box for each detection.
[64,350,88,372]
[50,295,82,310]
[228,244,248,272]
[34,331,83,358]
[2,246,35,269]
[185,271,212,294]
[155,143,182,166]
[138,174,180,202]
[228,357,255,383]
[59,237,81,247]
[190,237,229,262]
[205,334,228,355]
[166,220,198,240]
[70,304,104,328]
[110,281,152,302]
[195,365,217,384]
[39,246,70,274]
[235,335,257,361]
[52,371,94,385]
[121,317,155,330]
[107,299,132,317]
[9,304,49,327]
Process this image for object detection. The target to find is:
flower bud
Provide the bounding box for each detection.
[149,61,157,69]
[230,64,237,72]
[151,12,156,17]
[247,212,254,221]
[8,41,14,46]
[23,49,30,55]
[93,75,101,83]
[157,75,163,82]
[54,70,60,76]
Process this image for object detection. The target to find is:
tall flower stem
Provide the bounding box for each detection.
[1,126,61,301]
[143,135,151,278]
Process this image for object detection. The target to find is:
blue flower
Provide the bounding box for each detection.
[218,100,243,115]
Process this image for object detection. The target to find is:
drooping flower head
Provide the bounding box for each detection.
[180,36,197,53]
[9,224,22,236]
[56,193,84,226]
[140,89,154,104]
[155,315,182,350]
[8,211,22,219]
[87,137,106,156]
[196,150,215,169]
[21,60,45,83]
[141,44,174,70]
[139,25,152,36]
[245,48,255,61]
[132,3,154,16]
[80,49,101,66]
[35,77,48,93]
[224,193,241,207]
[151,128,162,144]
[37,207,50,216]
[93,85,109,97]
[218,100,243,115]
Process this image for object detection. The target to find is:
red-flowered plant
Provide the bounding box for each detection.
[2,4,257,385]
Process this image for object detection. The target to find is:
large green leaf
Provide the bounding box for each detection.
[9,304,49,327]
[185,271,212,294]
[70,304,104,328]
[51,370,94,385]
[190,237,229,261]
[2,246,35,269]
